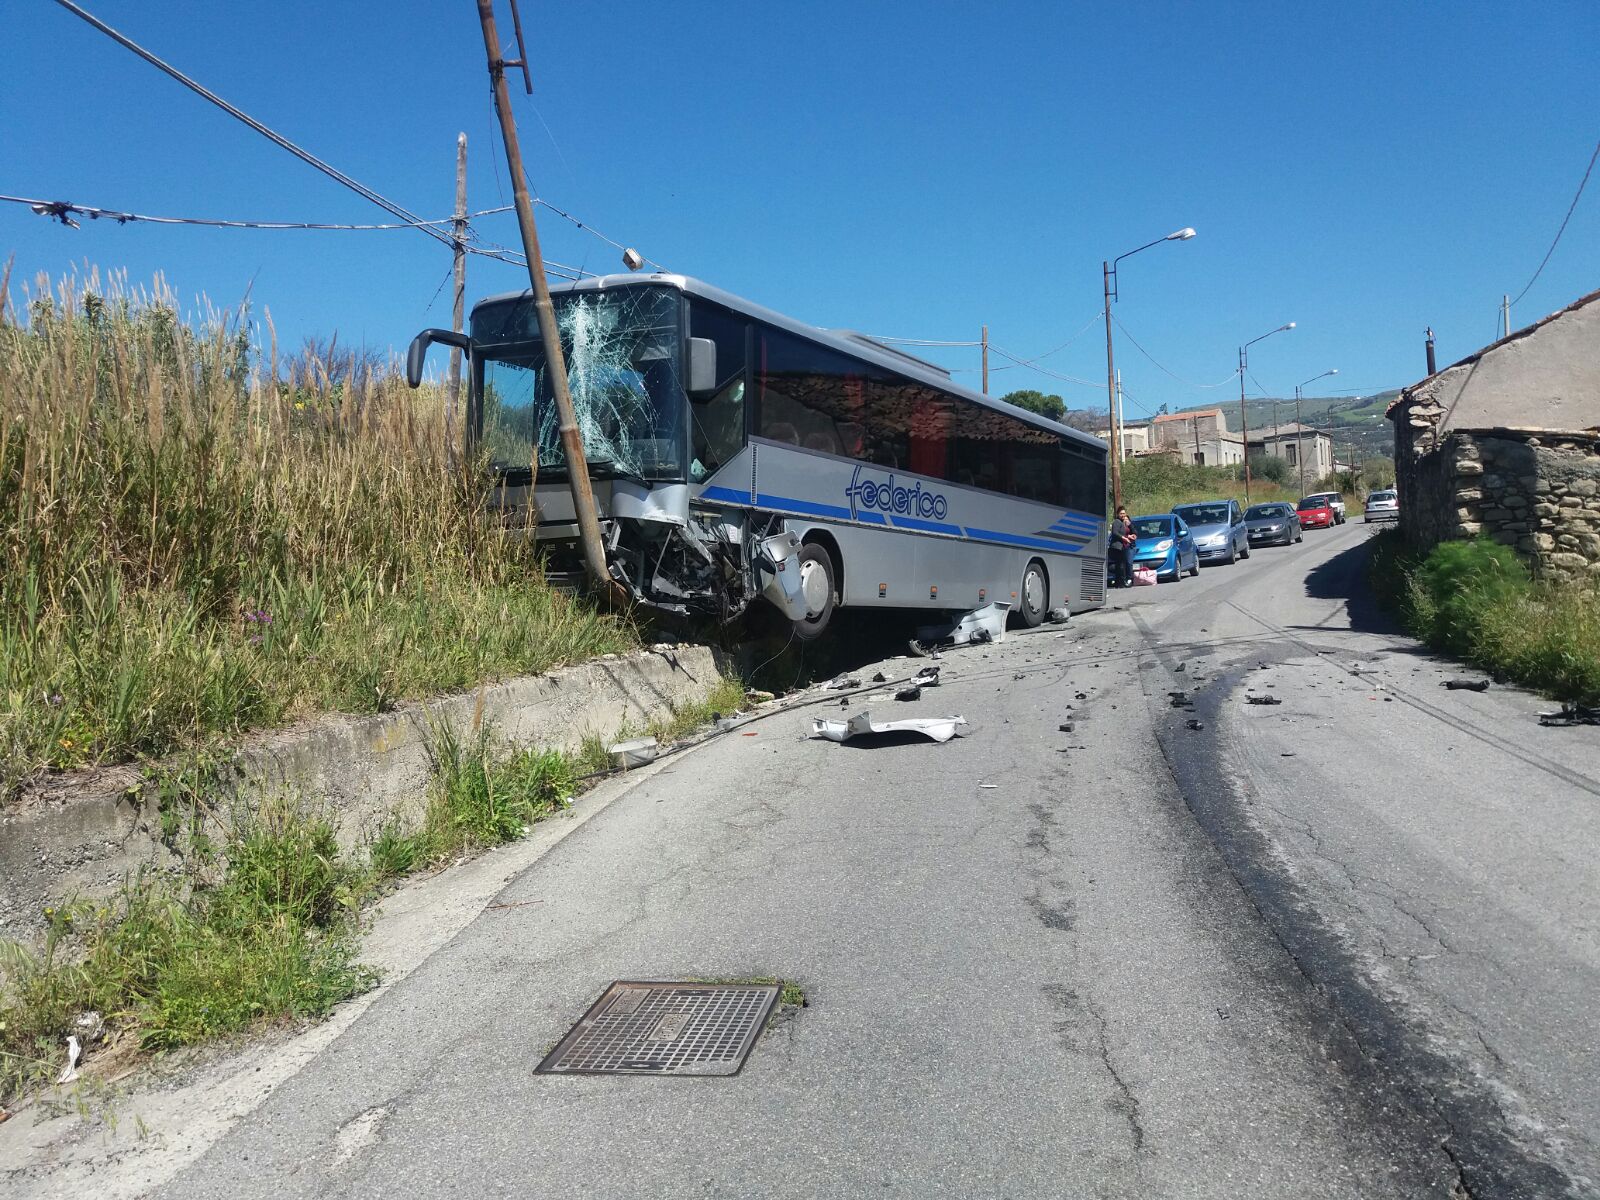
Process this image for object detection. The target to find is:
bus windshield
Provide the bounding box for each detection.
[472,286,684,481]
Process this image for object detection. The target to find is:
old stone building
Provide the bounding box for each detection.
[1387,288,1600,581]
[1149,408,1245,467]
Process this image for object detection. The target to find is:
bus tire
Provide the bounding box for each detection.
[1018,560,1048,628]
[793,542,837,641]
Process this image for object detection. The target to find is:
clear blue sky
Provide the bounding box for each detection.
[4,0,1597,421]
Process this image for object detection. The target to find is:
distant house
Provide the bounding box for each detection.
[1247,422,1334,482]
[1386,287,1600,581]
[1093,422,1151,457]
[1149,408,1244,467]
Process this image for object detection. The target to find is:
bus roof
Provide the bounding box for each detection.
[473,273,1107,456]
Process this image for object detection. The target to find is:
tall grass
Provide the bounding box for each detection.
[1369,529,1600,704]
[1121,455,1295,517]
[0,269,636,796]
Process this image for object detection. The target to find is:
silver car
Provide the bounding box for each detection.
[1365,489,1399,522]
[1172,499,1250,565]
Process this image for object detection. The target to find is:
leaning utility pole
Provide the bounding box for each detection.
[474,0,620,603]
[447,132,468,452]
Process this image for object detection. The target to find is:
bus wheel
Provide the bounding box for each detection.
[1018,560,1048,628]
[793,543,837,641]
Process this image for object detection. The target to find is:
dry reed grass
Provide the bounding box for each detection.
[0,267,634,796]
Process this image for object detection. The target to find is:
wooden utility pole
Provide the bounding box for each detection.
[981,325,989,395]
[447,132,468,453]
[1238,347,1252,503]
[474,0,621,604]
[1102,262,1122,510]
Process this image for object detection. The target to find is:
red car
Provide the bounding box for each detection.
[1296,495,1336,529]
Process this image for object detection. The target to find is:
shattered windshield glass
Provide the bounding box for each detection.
[472,286,684,481]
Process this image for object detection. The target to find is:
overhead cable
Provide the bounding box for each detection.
[987,345,1101,388]
[1,193,512,232]
[1510,134,1600,309]
[1111,314,1239,388]
[45,0,582,278]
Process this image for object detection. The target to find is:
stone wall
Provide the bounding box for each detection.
[1394,421,1600,581]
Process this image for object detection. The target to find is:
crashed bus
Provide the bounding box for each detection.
[407,274,1108,638]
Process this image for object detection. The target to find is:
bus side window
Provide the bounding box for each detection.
[758,329,865,459]
[688,301,748,482]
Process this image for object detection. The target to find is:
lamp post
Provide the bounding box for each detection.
[1293,368,1338,495]
[1238,322,1295,505]
[1103,227,1195,510]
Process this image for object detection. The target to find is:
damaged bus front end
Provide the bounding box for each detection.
[406,275,810,627]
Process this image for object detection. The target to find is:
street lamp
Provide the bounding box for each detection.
[1238,322,1294,504]
[1103,227,1196,510]
[1294,368,1338,495]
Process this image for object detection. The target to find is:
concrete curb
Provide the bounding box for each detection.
[0,645,726,940]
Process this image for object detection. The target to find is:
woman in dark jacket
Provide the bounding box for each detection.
[1108,506,1135,588]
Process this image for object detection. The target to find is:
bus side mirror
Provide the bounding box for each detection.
[687,337,716,395]
[405,328,473,389]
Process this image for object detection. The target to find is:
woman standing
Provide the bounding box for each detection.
[1108,506,1136,588]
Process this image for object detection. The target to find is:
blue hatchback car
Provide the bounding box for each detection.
[1126,514,1200,581]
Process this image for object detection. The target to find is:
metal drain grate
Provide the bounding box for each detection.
[536,981,781,1076]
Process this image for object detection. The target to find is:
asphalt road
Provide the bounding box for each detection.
[151,521,1600,1199]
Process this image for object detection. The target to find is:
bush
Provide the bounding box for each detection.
[1369,531,1600,704]
[1247,454,1291,485]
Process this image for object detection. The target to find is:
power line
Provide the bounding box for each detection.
[533,199,663,270]
[1,193,512,232]
[1510,134,1600,309]
[858,334,983,347]
[1110,314,1239,388]
[986,345,1101,389]
[45,0,586,277]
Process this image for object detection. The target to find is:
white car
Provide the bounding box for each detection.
[1364,489,1399,522]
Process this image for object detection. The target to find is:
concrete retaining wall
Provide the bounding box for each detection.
[0,646,724,940]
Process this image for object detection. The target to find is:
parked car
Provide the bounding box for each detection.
[1296,495,1336,529]
[1245,502,1302,546]
[1171,499,1250,565]
[1304,491,1347,523]
[1365,489,1400,522]
[1129,514,1200,581]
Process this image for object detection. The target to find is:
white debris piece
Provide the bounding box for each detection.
[915,601,1011,650]
[608,737,659,768]
[811,711,970,744]
[57,1035,82,1084]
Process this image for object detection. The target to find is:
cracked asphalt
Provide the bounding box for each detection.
[142,522,1598,1199]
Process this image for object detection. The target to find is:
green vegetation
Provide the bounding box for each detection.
[645,675,749,744]
[1370,530,1600,704]
[1121,455,1294,517]
[0,797,375,1100]
[1,270,635,798]
[999,389,1067,421]
[368,724,588,876]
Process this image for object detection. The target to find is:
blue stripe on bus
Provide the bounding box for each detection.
[964,527,1092,553]
[889,515,964,536]
[1030,529,1093,546]
[753,493,854,520]
[1052,515,1101,532]
[855,510,886,525]
[700,485,750,505]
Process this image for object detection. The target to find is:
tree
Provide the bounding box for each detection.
[999,389,1066,421]
[1247,452,1291,485]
